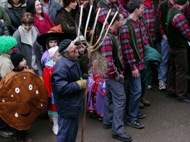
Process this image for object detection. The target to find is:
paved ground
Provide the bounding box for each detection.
[1,83,190,142]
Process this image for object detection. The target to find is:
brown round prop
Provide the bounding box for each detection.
[0,69,48,130]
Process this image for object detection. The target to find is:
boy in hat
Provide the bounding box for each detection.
[10,52,32,142]
[11,52,27,71]
[0,51,48,142]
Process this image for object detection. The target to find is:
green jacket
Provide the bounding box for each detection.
[0,6,11,28]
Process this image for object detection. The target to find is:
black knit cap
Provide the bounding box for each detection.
[175,0,187,5]
[11,52,25,68]
[58,39,72,53]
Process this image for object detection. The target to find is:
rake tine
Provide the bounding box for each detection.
[91,11,118,52]
[84,4,93,45]
[90,7,101,45]
[91,9,112,49]
[77,4,83,39]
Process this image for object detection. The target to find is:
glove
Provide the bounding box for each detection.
[76,80,87,89]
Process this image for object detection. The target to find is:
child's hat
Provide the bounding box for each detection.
[48,46,59,59]
[0,36,17,53]
[11,52,25,68]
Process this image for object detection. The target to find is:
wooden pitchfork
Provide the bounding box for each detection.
[77,2,118,142]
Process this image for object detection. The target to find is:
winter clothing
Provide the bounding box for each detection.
[0,36,17,53]
[0,6,11,28]
[13,26,43,76]
[10,52,25,68]
[58,39,72,53]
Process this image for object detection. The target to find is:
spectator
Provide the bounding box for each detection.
[56,0,78,37]
[100,11,132,141]
[0,6,11,29]
[37,32,68,66]
[0,52,48,142]
[120,0,147,129]
[52,39,87,142]
[5,0,26,35]
[26,0,55,35]
[157,0,175,91]
[40,0,62,24]
[167,0,190,103]
[0,36,17,138]
[42,46,60,135]
[13,12,43,76]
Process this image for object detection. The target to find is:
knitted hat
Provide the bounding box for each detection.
[73,36,86,45]
[0,36,17,53]
[11,52,25,68]
[175,0,187,5]
[58,39,72,53]
[48,46,59,59]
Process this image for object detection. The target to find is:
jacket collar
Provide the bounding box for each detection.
[18,26,39,45]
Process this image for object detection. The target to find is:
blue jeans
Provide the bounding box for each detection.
[158,38,170,83]
[103,78,126,135]
[126,71,142,121]
[56,117,80,142]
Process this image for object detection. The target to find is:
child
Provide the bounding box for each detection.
[0,52,48,142]
[37,32,66,66]
[42,46,60,135]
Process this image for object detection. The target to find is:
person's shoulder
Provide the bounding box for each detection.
[0,54,11,61]
[51,0,62,7]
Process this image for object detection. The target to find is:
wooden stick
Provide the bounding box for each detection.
[84,4,93,46]
[90,8,101,45]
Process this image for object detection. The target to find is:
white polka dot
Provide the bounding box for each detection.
[15,113,18,117]
[11,95,14,98]
[36,90,39,94]
[41,104,43,107]
[23,77,26,79]
[15,88,20,93]
[29,84,33,90]
[2,99,5,102]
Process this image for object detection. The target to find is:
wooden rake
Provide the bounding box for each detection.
[78,3,118,142]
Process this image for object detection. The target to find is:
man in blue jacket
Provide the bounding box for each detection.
[52,39,87,142]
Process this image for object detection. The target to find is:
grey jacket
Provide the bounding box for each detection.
[13,26,43,76]
[46,0,62,24]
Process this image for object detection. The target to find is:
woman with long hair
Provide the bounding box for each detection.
[26,0,55,35]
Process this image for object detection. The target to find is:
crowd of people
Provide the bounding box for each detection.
[0,0,190,142]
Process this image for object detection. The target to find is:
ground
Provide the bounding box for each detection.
[1,83,190,142]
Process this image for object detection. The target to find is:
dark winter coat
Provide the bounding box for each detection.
[52,56,84,119]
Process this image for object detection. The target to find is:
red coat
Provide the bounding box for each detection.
[34,12,55,35]
[42,65,57,112]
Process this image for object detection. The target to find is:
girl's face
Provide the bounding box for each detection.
[77,44,86,55]
[22,23,33,32]
[53,52,61,62]
[35,0,42,14]
[48,40,58,48]
[69,1,77,10]
[18,58,27,69]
